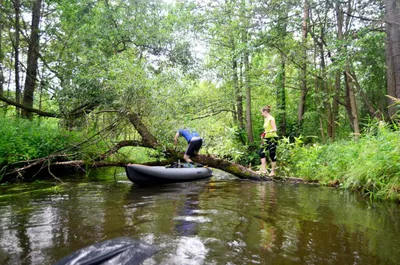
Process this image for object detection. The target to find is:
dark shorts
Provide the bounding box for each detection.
[259,137,278,162]
[186,139,203,157]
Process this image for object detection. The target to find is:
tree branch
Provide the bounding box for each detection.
[0,94,58,117]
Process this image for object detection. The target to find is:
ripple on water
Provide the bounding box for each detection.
[173,216,212,223]
[166,236,209,265]
[1,174,400,265]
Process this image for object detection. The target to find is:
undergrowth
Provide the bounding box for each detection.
[279,123,400,201]
[0,117,82,166]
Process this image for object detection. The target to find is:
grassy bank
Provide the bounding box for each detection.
[280,127,400,201]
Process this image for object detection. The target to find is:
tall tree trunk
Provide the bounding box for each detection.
[14,0,21,115]
[244,51,253,143]
[241,0,253,143]
[332,71,340,139]
[335,0,359,139]
[348,71,382,119]
[297,0,309,130]
[277,53,286,136]
[344,68,360,139]
[276,9,288,136]
[342,0,360,138]
[347,0,360,139]
[385,0,400,119]
[233,57,244,130]
[228,1,243,130]
[22,0,42,120]
[333,0,345,140]
[312,42,325,141]
[319,39,333,139]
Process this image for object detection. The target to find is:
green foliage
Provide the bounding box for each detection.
[112,146,161,164]
[0,0,396,205]
[0,117,81,166]
[281,124,400,201]
[344,128,400,200]
[205,126,248,162]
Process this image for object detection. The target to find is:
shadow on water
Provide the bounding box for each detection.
[125,180,210,236]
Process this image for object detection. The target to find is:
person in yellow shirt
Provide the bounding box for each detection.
[258,105,278,176]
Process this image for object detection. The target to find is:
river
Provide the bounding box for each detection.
[0,168,399,265]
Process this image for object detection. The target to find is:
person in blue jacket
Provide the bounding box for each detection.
[174,128,203,163]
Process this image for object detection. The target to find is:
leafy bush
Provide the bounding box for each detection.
[204,126,248,163]
[0,117,81,166]
[280,124,400,201]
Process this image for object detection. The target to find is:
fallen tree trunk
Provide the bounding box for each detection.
[0,95,304,183]
[0,110,270,182]
[190,154,264,180]
[0,151,265,183]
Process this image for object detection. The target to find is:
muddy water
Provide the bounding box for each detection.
[0,169,399,264]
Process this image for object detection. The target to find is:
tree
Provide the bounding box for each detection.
[21,0,43,120]
[385,0,400,119]
[298,0,310,130]
[13,0,21,114]
[339,0,360,139]
[0,0,395,180]
[240,0,254,143]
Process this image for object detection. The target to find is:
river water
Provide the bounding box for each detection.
[0,168,399,265]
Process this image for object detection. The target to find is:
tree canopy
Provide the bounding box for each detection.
[0,0,399,180]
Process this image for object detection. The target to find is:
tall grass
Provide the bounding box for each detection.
[0,117,81,166]
[280,125,400,201]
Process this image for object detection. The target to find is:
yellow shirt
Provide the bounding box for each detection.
[263,116,278,138]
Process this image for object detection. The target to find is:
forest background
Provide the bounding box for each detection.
[0,0,399,201]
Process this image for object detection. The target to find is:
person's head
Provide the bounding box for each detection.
[261,105,271,116]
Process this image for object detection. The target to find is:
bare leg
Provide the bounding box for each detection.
[269,161,276,176]
[260,158,267,172]
[183,154,193,163]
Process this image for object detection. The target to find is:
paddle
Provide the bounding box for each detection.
[54,237,158,265]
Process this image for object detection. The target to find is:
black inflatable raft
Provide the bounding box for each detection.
[54,237,158,265]
[126,163,213,185]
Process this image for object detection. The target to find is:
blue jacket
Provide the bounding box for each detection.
[178,129,200,143]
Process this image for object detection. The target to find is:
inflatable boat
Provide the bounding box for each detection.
[126,163,212,185]
[54,237,158,265]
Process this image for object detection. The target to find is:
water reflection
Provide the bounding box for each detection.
[173,194,201,236]
[258,184,277,251]
[0,172,399,265]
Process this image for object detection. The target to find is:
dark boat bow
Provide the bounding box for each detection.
[126,164,212,185]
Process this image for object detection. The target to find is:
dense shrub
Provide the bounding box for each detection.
[0,117,81,166]
[279,125,400,201]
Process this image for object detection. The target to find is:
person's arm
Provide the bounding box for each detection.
[174,132,180,147]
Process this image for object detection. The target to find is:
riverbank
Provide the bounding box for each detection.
[280,128,400,202]
[1,117,399,202]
